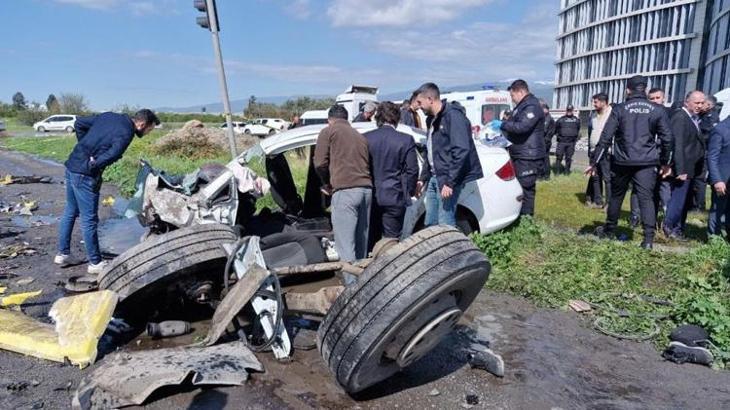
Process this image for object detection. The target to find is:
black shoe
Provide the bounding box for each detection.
[594,225,615,239]
[640,241,653,250]
[662,342,714,366]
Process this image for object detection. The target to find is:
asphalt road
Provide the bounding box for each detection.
[1,148,729,409]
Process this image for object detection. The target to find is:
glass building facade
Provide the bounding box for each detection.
[702,0,730,95]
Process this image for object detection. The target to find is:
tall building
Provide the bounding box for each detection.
[554,0,710,110]
[701,0,730,96]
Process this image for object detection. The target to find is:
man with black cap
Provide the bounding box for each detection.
[540,100,555,180]
[554,104,581,174]
[585,75,673,249]
[501,79,546,216]
[55,109,160,274]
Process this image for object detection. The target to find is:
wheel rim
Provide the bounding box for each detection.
[396,306,462,367]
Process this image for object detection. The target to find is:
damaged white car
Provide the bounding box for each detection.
[98,122,516,394]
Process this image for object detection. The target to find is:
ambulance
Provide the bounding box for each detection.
[442,88,513,138]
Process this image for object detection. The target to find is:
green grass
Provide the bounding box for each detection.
[537,172,709,245]
[472,218,730,368]
[2,117,33,133]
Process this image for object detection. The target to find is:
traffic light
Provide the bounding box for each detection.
[194,0,219,32]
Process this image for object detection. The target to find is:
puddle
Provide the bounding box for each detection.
[99,217,146,256]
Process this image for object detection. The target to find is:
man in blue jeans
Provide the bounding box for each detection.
[414,83,483,227]
[55,109,159,274]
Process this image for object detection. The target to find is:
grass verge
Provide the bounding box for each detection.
[472,217,730,368]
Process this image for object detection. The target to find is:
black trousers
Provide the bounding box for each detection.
[691,173,707,211]
[542,140,552,178]
[605,164,657,242]
[369,203,406,249]
[555,141,576,174]
[585,154,611,205]
[514,159,541,216]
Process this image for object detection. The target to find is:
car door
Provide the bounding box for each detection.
[47,116,61,131]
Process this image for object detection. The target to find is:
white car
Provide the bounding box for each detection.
[33,115,78,133]
[243,118,289,136]
[242,123,522,235]
[220,121,247,134]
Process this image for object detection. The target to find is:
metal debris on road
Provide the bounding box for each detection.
[101,196,115,207]
[0,175,53,185]
[467,349,505,378]
[0,244,37,259]
[568,299,592,313]
[72,341,263,410]
[146,321,191,339]
[15,277,35,286]
[428,388,441,396]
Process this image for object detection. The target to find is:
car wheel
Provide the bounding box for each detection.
[317,225,490,394]
[244,129,251,135]
[98,224,237,310]
[268,129,276,135]
[456,210,476,236]
[37,126,46,133]
[65,126,74,133]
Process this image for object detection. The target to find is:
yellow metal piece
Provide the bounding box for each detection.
[0,287,6,294]
[0,174,12,185]
[0,289,42,307]
[0,290,118,368]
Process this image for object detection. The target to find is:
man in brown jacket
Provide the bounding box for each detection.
[314,105,372,262]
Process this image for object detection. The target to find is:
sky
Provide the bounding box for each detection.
[0,0,559,110]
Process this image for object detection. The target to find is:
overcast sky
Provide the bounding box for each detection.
[1,0,559,110]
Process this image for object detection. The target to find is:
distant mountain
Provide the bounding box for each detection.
[155,81,554,113]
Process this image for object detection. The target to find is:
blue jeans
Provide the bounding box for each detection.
[58,169,102,264]
[424,177,462,227]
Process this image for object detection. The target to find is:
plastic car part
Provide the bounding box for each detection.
[0,290,117,368]
[230,237,291,360]
[317,226,491,393]
[72,341,263,409]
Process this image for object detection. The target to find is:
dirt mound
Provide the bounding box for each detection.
[154,120,257,159]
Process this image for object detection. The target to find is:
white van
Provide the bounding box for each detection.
[300,110,328,126]
[335,85,379,121]
[442,90,513,138]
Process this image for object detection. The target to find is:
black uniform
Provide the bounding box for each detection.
[691,107,721,211]
[592,92,673,245]
[501,94,546,216]
[554,114,581,174]
[542,115,555,179]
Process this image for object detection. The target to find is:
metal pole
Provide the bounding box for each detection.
[206,0,237,159]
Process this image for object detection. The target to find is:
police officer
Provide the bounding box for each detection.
[540,100,555,180]
[501,79,546,216]
[585,75,673,250]
[554,105,581,174]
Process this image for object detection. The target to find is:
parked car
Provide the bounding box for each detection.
[33,115,78,133]
[299,110,328,126]
[220,121,247,134]
[243,118,289,136]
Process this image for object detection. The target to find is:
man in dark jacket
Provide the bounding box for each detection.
[364,102,419,241]
[55,109,159,274]
[540,101,555,180]
[554,105,581,174]
[586,75,673,249]
[414,82,483,227]
[501,79,546,216]
[399,92,422,129]
[691,95,721,211]
[663,91,707,239]
[314,105,372,262]
[706,116,730,238]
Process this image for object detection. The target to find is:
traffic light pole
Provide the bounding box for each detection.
[204,0,237,159]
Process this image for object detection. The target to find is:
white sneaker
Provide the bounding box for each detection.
[54,254,84,267]
[87,260,109,275]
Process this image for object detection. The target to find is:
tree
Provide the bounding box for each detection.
[59,93,89,115]
[46,94,60,114]
[245,95,258,118]
[12,92,26,110]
